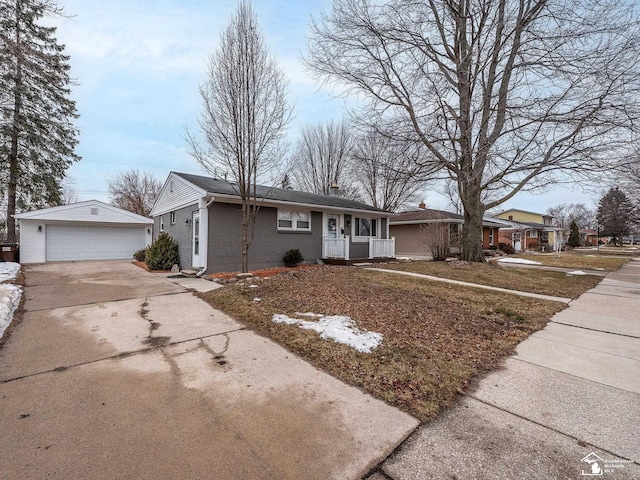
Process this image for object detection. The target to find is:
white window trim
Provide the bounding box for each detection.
[160,216,165,232]
[170,211,176,225]
[277,209,311,232]
[489,228,495,246]
[352,216,379,243]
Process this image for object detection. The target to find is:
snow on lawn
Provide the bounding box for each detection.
[272,312,383,353]
[0,284,22,340]
[498,258,542,266]
[0,262,21,282]
[566,270,588,276]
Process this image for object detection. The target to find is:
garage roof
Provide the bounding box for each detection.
[14,200,153,224]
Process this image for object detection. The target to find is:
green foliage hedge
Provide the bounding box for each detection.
[145,233,179,270]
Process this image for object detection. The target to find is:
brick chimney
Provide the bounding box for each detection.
[418,201,426,210]
[329,182,340,196]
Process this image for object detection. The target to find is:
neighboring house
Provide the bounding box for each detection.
[150,172,395,273]
[580,229,599,246]
[14,200,153,263]
[389,205,504,258]
[494,208,563,252]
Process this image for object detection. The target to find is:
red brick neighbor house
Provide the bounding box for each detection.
[492,208,564,252]
[389,206,504,258]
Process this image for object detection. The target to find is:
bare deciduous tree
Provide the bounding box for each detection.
[350,129,427,212]
[107,170,161,217]
[289,120,357,198]
[187,0,292,272]
[546,203,595,230]
[306,0,640,261]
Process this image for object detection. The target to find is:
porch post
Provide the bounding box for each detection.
[344,236,350,260]
[198,197,209,269]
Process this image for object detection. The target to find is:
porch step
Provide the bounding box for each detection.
[181,268,200,277]
[353,262,374,268]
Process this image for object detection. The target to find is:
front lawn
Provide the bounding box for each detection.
[380,260,602,299]
[510,252,629,271]
[199,266,565,421]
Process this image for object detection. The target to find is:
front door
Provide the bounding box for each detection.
[327,214,339,239]
[192,212,200,267]
[513,232,522,251]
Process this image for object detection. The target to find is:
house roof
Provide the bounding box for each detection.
[491,217,560,231]
[173,172,385,213]
[497,208,553,218]
[390,208,506,228]
[14,200,153,224]
[390,208,465,224]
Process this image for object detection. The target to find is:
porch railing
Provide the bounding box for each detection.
[323,235,350,259]
[369,237,395,259]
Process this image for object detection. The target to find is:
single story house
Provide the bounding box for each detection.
[150,172,396,273]
[389,206,504,258]
[15,200,153,263]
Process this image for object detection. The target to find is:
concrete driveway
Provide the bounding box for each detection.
[0,261,417,480]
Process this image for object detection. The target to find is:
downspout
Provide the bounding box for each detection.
[195,196,215,277]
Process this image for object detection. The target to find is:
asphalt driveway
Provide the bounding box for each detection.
[0,261,417,480]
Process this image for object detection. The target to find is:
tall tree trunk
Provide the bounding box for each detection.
[241,202,249,273]
[460,190,485,262]
[6,10,22,244]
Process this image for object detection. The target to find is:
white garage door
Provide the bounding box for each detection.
[46,224,146,261]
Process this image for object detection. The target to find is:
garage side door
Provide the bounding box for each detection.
[46,225,146,261]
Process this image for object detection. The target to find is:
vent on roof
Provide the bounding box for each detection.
[90,208,99,215]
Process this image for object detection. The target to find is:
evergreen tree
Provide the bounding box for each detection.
[567,220,581,248]
[0,0,80,242]
[596,187,635,246]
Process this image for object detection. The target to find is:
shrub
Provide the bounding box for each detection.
[283,248,304,267]
[498,242,515,255]
[420,223,450,261]
[133,248,147,262]
[145,233,179,270]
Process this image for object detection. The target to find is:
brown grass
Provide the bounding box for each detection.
[198,266,565,421]
[510,252,629,271]
[381,260,602,299]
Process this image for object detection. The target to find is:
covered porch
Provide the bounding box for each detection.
[322,236,396,264]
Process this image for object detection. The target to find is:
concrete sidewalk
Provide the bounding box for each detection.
[0,261,418,480]
[375,258,640,479]
[371,267,573,303]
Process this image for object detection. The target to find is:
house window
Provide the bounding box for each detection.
[170,211,176,225]
[529,230,538,238]
[278,209,311,231]
[354,217,377,237]
[489,228,495,246]
[160,216,165,232]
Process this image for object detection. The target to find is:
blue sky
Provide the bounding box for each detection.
[52,0,599,213]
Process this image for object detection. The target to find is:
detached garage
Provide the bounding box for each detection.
[14,200,153,263]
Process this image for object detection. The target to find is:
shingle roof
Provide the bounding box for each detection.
[174,172,385,213]
[390,208,465,223]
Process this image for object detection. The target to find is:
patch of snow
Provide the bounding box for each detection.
[272,313,383,353]
[0,284,22,340]
[249,284,259,288]
[0,262,20,282]
[498,258,542,266]
[566,270,588,276]
[253,297,262,302]
[595,268,605,271]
